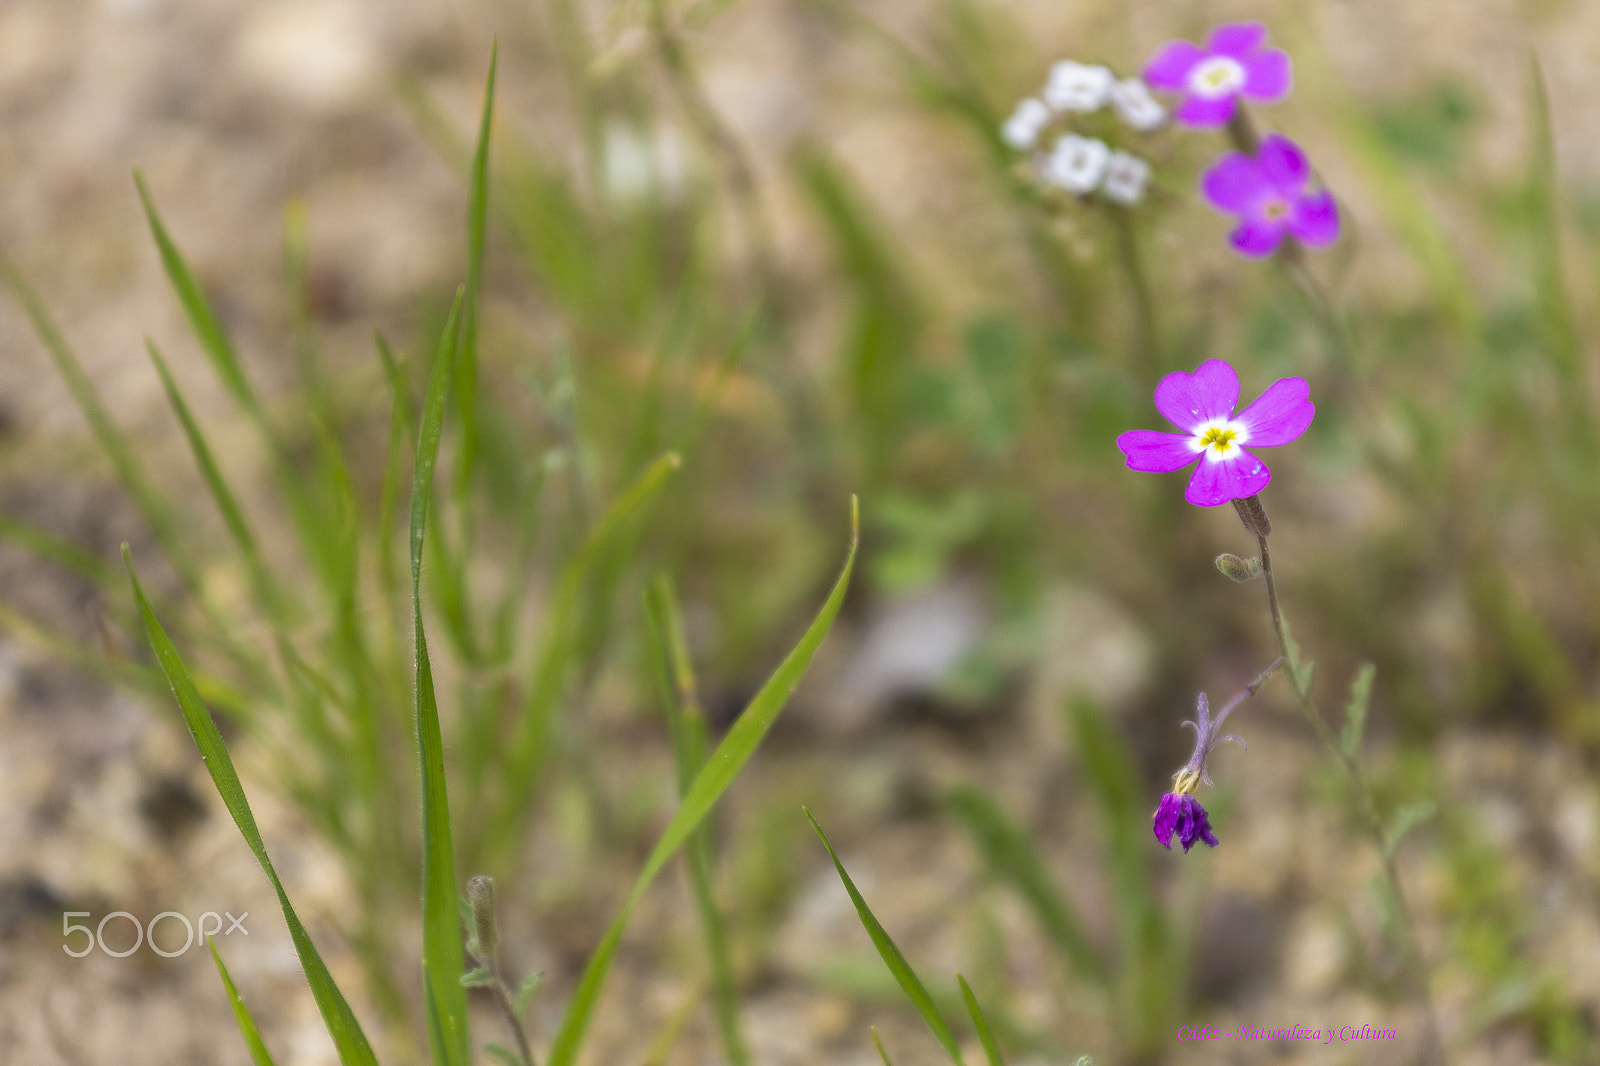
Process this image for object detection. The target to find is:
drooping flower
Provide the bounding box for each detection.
[1152,663,1278,852]
[1045,134,1111,194]
[1115,359,1314,507]
[1101,151,1151,205]
[1001,97,1052,150]
[1044,61,1114,112]
[1144,22,1290,128]
[1152,791,1218,851]
[1200,134,1339,257]
[1108,78,1166,131]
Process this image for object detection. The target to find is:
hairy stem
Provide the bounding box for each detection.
[1252,516,1445,1066]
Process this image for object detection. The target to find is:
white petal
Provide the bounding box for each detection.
[1101,151,1151,205]
[1045,134,1110,194]
[1001,97,1051,150]
[1109,78,1166,131]
[1043,61,1113,112]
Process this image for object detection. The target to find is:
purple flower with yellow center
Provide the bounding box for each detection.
[1144,22,1290,128]
[1116,359,1314,507]
[1201,134,1340,257]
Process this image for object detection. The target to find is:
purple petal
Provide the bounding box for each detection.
[1117,430,1200,473]
[1236,377,1314,446]
[1174,93,1237,128]
[1206,21,1267,58]
[1154,359,1240,430]
[1144,40,1205,91]
[1257,133,1309,192]
[1242,48,1292,102]
[1230,217,1286,258]
[1288,189,1340,247]
[1184,449,1271,507]
[1152,793,1181,849]
[1201,153,1266,214]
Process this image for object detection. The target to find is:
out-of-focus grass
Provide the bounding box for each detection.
[2,0,1599,1062]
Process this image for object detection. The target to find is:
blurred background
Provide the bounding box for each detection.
[2,0,1599,1063]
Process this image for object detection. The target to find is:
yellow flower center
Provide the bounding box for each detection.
[1199,425,1239,454]
[1172,770,1201,795]
[1262,198,1290,220]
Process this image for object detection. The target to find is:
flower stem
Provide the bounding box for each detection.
[1108,204,1160,378]
[1249,507,1446,1066]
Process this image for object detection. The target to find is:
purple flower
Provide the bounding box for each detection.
[1152,792,1218,851]
[1116,359,1314,507]
[1201,134,1339,257]
[1144,22,1291,127]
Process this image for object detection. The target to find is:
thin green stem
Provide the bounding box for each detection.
[1251,515,1445,1066]
[1109,206,1159,379]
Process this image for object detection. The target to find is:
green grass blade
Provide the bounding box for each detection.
[645,576,751,1066]
[134,171,258,410]
[410,289,473,1066]
[454,41,496,491]
[544,498,859,1066]
[123,547,377,1066]
[805,807,966,1066]
[0,252,198,593]
[871,1028,897,1066]
[956,975,1005,1066]
[0,510,119,588]
[208,937,279,1066]
[946,787,1106,983]
[481,451,684,858]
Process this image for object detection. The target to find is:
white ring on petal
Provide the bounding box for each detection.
[1188,417,1252,460]
[1188,56,1246,99]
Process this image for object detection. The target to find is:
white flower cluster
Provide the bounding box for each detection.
[1001,60,1163,206]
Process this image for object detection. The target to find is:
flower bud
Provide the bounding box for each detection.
[468,875,497,960]
[1215,553,1263,582]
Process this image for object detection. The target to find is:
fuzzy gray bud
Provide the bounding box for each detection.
[1215,553,1263,582]
[468,875,497,960]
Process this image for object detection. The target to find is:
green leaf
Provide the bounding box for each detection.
[460,967,496,988]
[805,808,966,1066]
[410,289,473,1066]
[1341,663,1376,759]
[1383,800,1437,858]
[124,548,377,1065]
[645,576,750,1066]
[484,1045,525,1066]
[947,787,1106,983]
[957,974,1005,1066]
[513,971,544,1017]
[208,937,279,1066]
[544,499,859,1066]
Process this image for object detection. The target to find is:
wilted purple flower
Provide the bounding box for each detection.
[1153,663,1278,852]
[1144,22,1290,128]
[1152,791,1218,851]
[1201,134,1339,257]
[1116,359,1314,507]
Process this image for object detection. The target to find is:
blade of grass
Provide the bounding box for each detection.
[208,936,279,1066]
[0,510,120,588]
[123,546,377,1066]
[478,451,684,864]
[946,787,1106,983]
[871,1028,897,1066]
[134,172,334,591]
[956,975,1005,1066]
[544,497,859,1066]
[804,807,966,1066]
[645,575,751,1066]
[410,289,473,1066]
